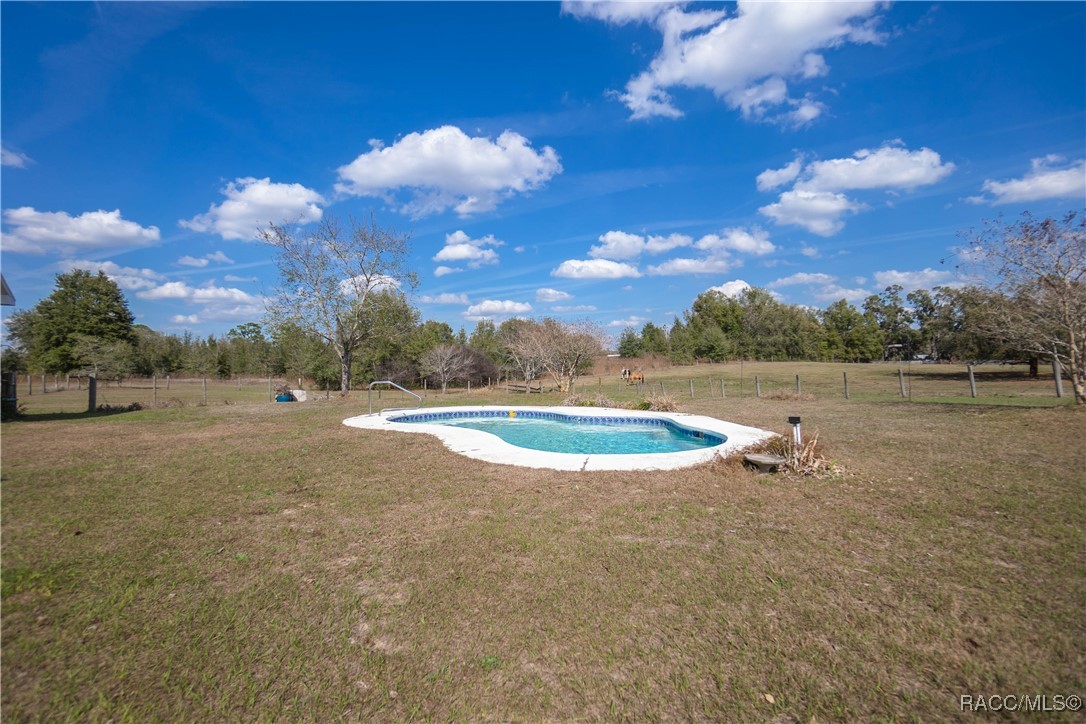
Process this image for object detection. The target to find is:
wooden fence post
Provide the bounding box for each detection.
[754,376,761,398]
[843,371,850,400]
[1052,357,1064,398]
[795,374,801,394]
[967,365,977,398]
[153,375,158,406]
[26,373,31,396]
[898,368,906,398]
[41,374,46,393]
[166,375,171,390]
[689,379,694,398]
[202,377,207,405]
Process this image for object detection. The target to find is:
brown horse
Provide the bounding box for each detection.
[627,371,644,385]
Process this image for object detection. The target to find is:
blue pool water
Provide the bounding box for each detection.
[392,410,724,455]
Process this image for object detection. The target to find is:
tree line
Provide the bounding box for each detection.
[3,211,1082,403]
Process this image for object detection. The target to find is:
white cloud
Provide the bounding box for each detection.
[464,299,533,319]
[553,304,597,313]
[1,146,33,168]
[178,255,209,268]
[800,243,820,258]
[759,142,955,236]
[137,281,258,304]
[759,190,866,237]
[59,259,166,291]
[873,268,952,292]
[223,274,257,283]
[136,281,265,323]
[970,156,1086,205]
[695,226,776,255]
[2,207,161,256]
[756,158,802,192]
[171,314,200,324]
[207,251,234,264]
[812,284,870,303]
[706,279,751,298]
[338,274,401,297]
[434,265,463,277]
[536,287,573,302]
[180,177,324,241]
[608,315,650,328]
[335,125,561,218]
[552,259,642,279]
[590,1,886,122]
[589,230,645,260]
[561,1,680,25]
[768,272,837,288]
[646,256,734,276]
[419,292,470,304]
[797,142,955,193]
[433,230,503,268]
[645,233,692,254]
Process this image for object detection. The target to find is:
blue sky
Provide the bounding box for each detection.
[2,1,1084,341]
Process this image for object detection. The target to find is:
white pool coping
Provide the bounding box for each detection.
[342,405,776,471]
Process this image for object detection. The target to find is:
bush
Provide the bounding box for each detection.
[644,393,678,412]
[561,393,618,408]
[96,402,143,413]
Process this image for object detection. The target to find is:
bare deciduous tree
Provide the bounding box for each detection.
[262,215,417,396]
[421,344,470,393]
[961,211,1085,404]
[510,318,605,393]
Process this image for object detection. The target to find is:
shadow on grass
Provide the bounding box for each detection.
[2,407,145,423]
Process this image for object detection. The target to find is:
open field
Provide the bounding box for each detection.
[8,360,1077,416]
[2,362,1083,720]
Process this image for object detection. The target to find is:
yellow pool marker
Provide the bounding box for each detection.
[509,410,516,418]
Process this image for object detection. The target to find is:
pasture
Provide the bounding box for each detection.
[2,361,1083,720]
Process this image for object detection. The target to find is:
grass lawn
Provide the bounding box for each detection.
[2,362,1083,720]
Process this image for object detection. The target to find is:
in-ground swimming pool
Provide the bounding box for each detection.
[343,406,775,471]
[392,409,724,455]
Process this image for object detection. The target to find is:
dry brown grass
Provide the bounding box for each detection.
[2,366,1084,720]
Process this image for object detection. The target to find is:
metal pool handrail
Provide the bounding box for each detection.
[368,380,423,415]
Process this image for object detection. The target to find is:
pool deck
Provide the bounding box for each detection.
[342,405,776,471]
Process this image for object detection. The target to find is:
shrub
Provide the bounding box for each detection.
[644,393,678,412]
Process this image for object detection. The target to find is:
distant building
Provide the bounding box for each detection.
[1,274,14,306]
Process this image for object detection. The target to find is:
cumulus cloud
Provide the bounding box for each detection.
[224,274,257,283]
[589,230,646,260]
[433,230,503,268]
[969,156,1086,205]
[2,207,160,255]
[1,146,33,168]
[706,279,751,298]
[464,299,532,319]
[768,272,837,288]
[646,257,734,276]
[434,265,463,277]
[181,177,324,241]
[873,268,952,292]
[419,292,470,304]
[207,251,234,264]
[335,126,561,218]
[758,142,955,236]
[645,233,693,254]
[171,314,200,325]
[695,226,776,255]
[178,255,209,268]
[756,158,802,192]
[552,259,642,279]
[59,259,166,291]
[577,1,886,122]
[137,281,258,304]
[797,143,956,193]
[561,1,680,25]
[536,288,573,302]
[136,280,265,324]
[553,304,597,313]
[759,190,865,236]
[608,315,650,328]
[811,284,870,303]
